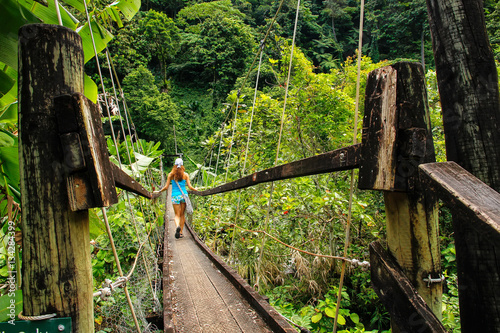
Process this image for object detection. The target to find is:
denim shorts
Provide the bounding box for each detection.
[172,195,186,205]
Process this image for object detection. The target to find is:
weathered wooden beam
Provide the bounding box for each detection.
[54,93,118,211]
[194,144,360,196]
[359,63,442,325]
[426,0,500,192]
[419,162,500,243]
[19,24,93,332]
[359,62,436,192]
[370,242,447,333]
[111,163,152,199]
[420,161,500,332]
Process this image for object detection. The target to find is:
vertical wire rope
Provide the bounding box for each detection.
[257,0,301,288]
[82,2,140,330]
[213,125,225,188]
[104,51,160,311]
[194,0,286,177]
[332,0,364,332]
[106,51,143,158]
[105,51,134,166]
[219,95,241,231]
[173,125,178,155]
[224,92,241,183]
[229,44,265,261]
[54,0,63,25]
[83,0,122,167]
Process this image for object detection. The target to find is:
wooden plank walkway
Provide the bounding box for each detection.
[162,194,295,333]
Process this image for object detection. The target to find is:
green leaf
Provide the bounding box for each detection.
[18,0,78,30]
[84,74,98,103]
[0,0,41,68]
[350,312,360,324]
[78,21,113,64]
[0,69,15,99]
[0,290,22,322]
[325,307,336,318]
[311,312,322,323]
[0,132,15,147]
[60,0,85,13]
[114,0,140,21]
[337,314,346,325]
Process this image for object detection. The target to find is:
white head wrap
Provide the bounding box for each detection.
[174,158,183,168]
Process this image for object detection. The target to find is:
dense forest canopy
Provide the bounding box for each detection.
[1,0,500,331]
[93,0,500,160]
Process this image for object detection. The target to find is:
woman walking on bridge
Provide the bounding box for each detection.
[154,158,197,238]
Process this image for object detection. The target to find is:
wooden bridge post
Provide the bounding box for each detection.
[359,62,442,328]
[18,24,93,332]
[426,1,500,331]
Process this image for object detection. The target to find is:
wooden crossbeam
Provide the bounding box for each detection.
[111,163,152,199]
[419,162,500,244]
[420,161,500,332]
[193,144,360,196]
[369,241,446,333]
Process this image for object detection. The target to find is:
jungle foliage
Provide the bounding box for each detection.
[1,0,500,331]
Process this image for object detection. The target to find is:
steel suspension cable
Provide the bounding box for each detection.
[104,51,161,311]
[195,0,287,175]
[332,0,365,332]
[82,1,140,331]
[229,43,265,261]
[257,0,301,289]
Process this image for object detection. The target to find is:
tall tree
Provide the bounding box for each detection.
[140,10,180,89]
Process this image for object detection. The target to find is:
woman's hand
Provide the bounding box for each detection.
[152,191,161,199]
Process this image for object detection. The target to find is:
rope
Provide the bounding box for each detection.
[257,0,301,289]
[18,312,56,321]
[101,207,142,332]
[173,125,178,155]
[54,0,63,25]
[83,0,141,330]
[195,0,287,176]
[224,90,241,184]
[225,222,369,267]
[83,0,122,167]
[229,43,265,261]
[93,236,148,300]
[332,0,365,331]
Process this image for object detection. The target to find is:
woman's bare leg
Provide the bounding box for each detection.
[173,203,182,229]
[179,202,186,234]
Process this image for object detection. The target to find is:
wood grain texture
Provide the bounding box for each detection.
[420,161,500,332]
[194,144,360,196]
[111,163,152,199]
[359,62,436,191]
[370,242,446,333]
[426,0,500,192]
[19,24,93,332]
[54,94,118,211]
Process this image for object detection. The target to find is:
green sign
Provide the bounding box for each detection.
[0,317,71,333]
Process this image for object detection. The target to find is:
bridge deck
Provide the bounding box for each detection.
[163,198,295,332]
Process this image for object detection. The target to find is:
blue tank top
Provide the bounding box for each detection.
[171,179,187,197]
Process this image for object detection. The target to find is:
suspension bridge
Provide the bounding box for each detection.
[6,0,500,332]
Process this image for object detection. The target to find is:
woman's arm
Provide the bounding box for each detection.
[161,173,172,192]
[185,174,197,192]
[153,173,171,198]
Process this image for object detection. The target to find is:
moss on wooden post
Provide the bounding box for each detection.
[18,24,93,332]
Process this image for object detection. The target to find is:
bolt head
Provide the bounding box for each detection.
[58,324,65,331]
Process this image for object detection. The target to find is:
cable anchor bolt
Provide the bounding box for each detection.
[423,274,445,287]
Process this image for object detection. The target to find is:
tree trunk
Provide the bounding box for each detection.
[18,24,93,332]
[426,1,500,332]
